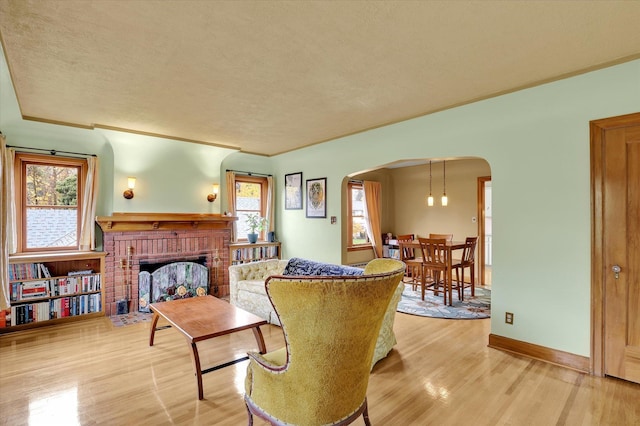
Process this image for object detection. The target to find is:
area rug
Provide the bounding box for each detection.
[110,312,153,327]
[396,283,491,319]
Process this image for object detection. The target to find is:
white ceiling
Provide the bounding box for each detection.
[1,1,640,156]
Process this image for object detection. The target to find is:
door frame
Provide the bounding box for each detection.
[477,176,491,286]
[590,112,640,377]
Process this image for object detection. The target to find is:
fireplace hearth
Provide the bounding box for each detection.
[96,213,234,316]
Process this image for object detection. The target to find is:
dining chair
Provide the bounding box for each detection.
[452,236,478,300]
[429,233,453,242]
[397,234,421,288]
[417,237,450,304]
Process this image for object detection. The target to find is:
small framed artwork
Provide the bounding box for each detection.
[306,177,327,218]
[284,172,303,210]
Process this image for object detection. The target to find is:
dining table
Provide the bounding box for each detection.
[398,240,467,306]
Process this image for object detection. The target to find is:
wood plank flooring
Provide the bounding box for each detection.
[1,310,639,425]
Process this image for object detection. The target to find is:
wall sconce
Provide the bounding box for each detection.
[207,183,220,202]
[123,177,136,199]
[441,161,448,207]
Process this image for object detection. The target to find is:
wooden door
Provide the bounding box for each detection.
[591,112,640,383]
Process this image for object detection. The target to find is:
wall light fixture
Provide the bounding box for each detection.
[123,177,136,199]
[441,161,448,207]
[207,184,220,202]
[427,160,434,206]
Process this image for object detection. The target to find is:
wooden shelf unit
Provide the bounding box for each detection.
[229,241,281,265]
[383,239,401,259]
[2,251,106,333]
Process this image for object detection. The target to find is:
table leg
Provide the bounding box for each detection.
[447,248,453,306]
[190,341,205,400]
[252,326,267,354]
[149,312,160,346]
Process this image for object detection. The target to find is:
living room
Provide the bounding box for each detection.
[1,2,640,424]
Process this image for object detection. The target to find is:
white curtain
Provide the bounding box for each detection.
[79,156,98,251]
[0,135,17,310]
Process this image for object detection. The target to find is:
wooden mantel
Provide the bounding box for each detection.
[96,213,236,232]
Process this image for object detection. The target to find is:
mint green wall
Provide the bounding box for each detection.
[4,36,640,358]
[102,129,235,213]
[263,60,640,357]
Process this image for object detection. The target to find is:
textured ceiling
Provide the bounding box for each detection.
[1,1,640,156]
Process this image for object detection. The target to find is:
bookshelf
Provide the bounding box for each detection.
[229,241,281,265]
[383,239,401,260]
[1,251,106,333]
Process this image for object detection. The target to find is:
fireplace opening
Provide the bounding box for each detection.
[138,257,209,312]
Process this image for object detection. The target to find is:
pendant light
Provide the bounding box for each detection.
[427,160,434,206]
[441,160,448,206]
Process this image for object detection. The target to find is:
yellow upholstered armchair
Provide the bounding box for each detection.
[244,259,405,426]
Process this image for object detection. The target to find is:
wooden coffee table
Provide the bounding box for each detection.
[149,295,268,400]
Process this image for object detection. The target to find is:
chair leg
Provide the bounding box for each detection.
[245,403,254,426]
[362,399,371,426]
[411,265,419,291]
[470,263,475,296]
[455,266,463,301]
[444,271,448,306]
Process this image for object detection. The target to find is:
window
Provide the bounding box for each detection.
[15,153,87,252]
[235,175,268,240]
[348,182,370,247]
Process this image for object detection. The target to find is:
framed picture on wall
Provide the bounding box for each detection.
[284,172,303,210]
[306,177,326,218]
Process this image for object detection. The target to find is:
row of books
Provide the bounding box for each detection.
[8,262,51,280]
[383,247,401,259]
[4,294,102,327]
[10,274,101,302]
[231,246,279,262]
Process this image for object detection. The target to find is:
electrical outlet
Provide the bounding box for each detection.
[505,312,514,324]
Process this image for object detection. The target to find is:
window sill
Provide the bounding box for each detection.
[347,245,373,252]
[10,249,88,257]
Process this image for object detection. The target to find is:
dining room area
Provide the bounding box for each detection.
[395,234,476,305]
[343,157,492,318]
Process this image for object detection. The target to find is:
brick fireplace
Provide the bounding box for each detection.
[96,213,234,316]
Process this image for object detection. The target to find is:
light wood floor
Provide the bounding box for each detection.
[1,311,639,425]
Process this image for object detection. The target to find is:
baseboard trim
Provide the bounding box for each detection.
[488,334,590,374]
